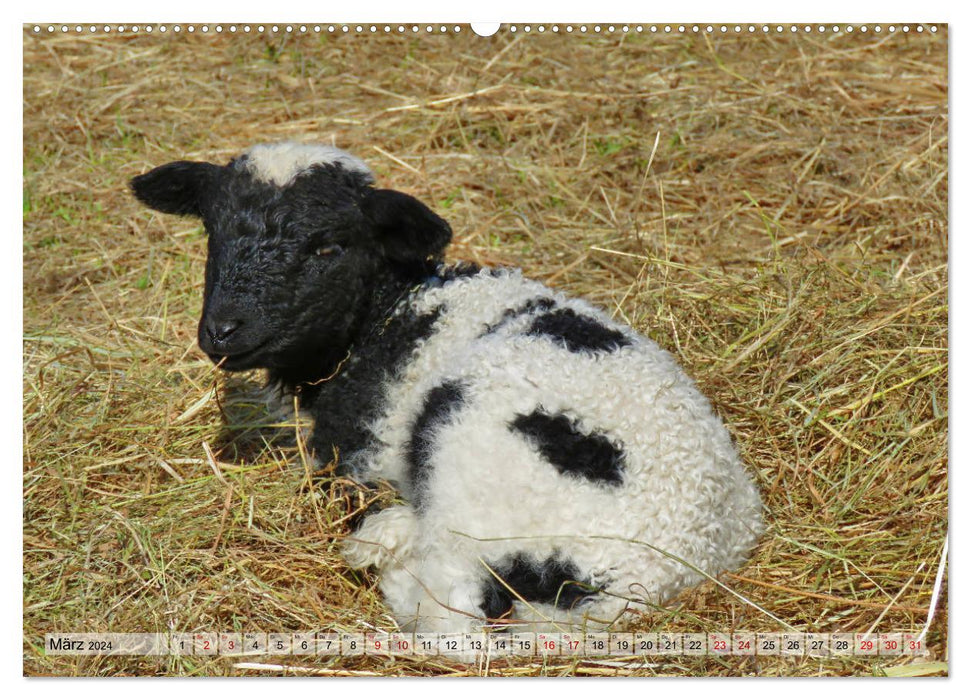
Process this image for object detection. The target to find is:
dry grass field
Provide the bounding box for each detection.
[23,24,948,677]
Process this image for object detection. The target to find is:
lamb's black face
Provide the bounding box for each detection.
[196,163,377,372]
[130,144,452,378]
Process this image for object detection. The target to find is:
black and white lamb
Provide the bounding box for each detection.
[131,142,763,634]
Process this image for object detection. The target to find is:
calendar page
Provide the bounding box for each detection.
[22,16,949,679]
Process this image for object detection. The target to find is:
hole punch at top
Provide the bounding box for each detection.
[471,23,501,37]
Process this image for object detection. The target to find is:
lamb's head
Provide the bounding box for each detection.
[130,143,452,377]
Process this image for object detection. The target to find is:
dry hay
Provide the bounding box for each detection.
[23,25,948,677]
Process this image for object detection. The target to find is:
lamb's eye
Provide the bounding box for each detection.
[315,244,344,257]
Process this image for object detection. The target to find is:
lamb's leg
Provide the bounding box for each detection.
[343,508,499,664]
[342,504,419,571]
[343,510,482,626]
[375,548,493,637]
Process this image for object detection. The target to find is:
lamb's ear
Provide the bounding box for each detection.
[130,161,221,217]
[361,188,452,264]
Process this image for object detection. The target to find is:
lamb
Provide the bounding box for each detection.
[131,141,763,635]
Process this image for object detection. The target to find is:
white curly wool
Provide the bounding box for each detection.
[243,142,374,187]
[342,268,763,632]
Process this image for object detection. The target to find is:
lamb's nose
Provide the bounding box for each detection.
[207,319,242,344]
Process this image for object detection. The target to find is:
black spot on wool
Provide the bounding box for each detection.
[481,296,556,336]
[526,307,631,353]
[405,381,466,512]
[480,552,598,620]
[510,410,625,486]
